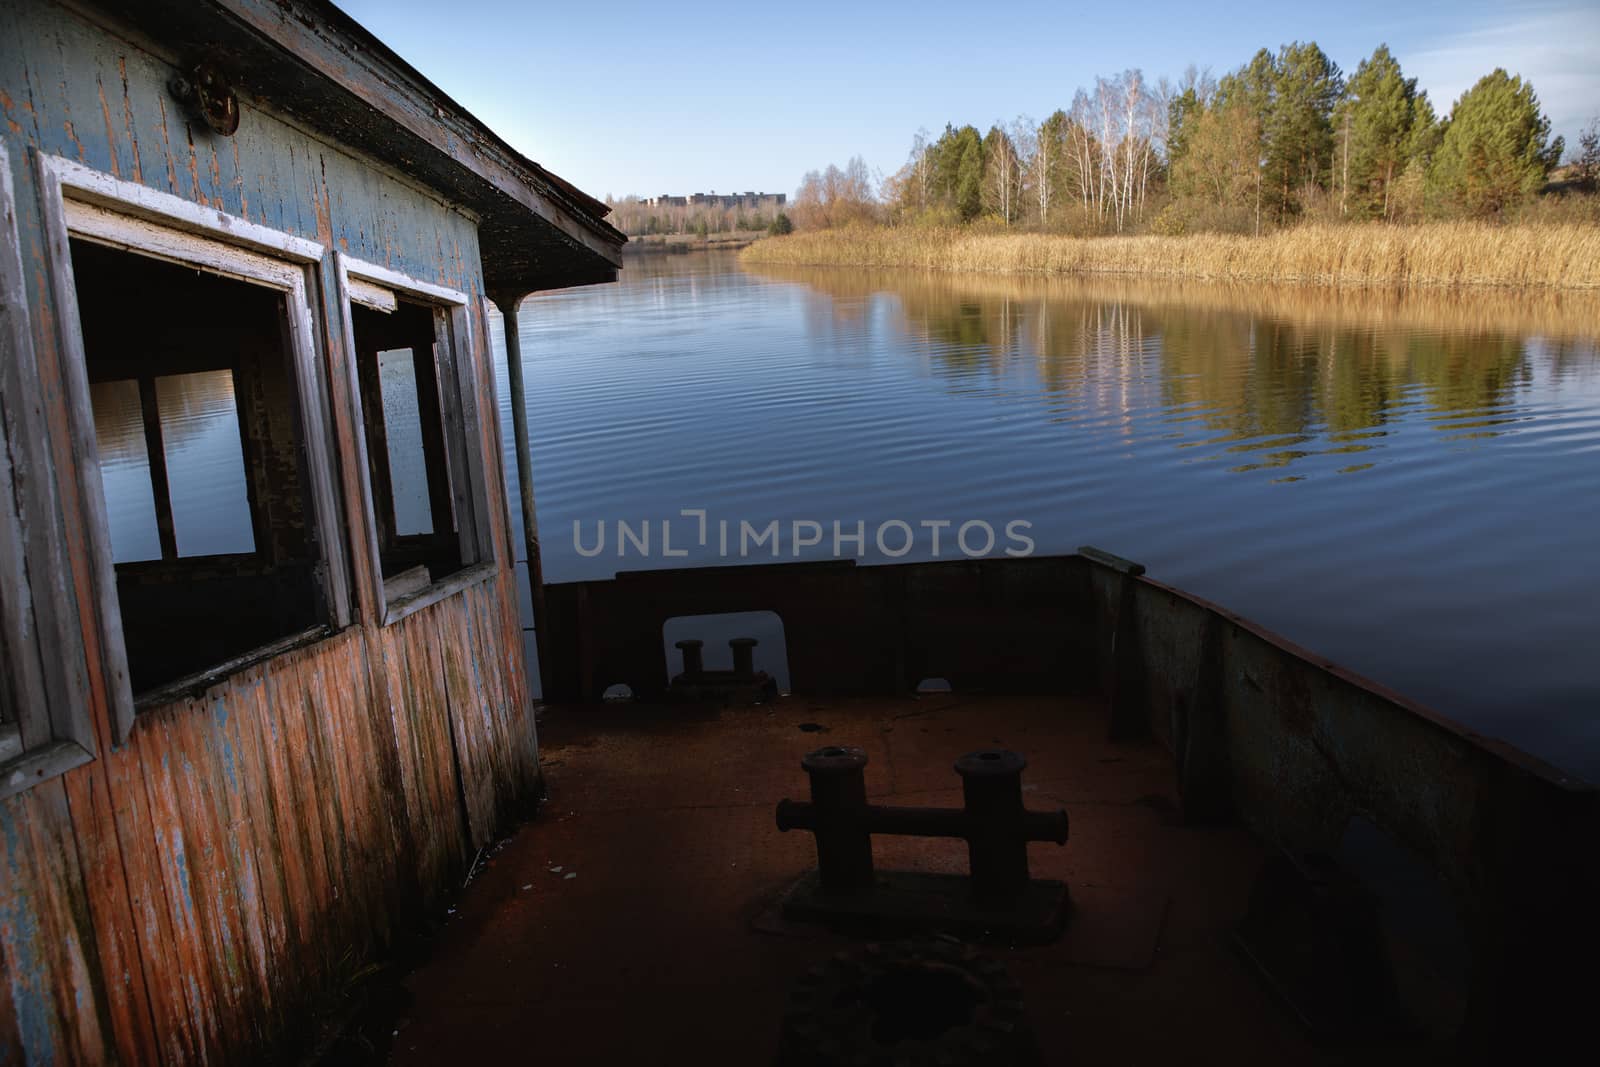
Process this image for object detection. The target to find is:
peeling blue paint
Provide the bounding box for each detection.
[1,809,58,1063]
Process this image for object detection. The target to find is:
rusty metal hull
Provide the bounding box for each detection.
[542,550,1597,1056]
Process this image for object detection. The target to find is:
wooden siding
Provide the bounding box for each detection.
[0,2,541,1063]
[1,585,537,1064]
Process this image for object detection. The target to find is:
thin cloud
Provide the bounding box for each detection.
[1408,4,1599,144]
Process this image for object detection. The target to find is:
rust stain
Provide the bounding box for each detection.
[156,96,178,193]
[208,144,223,208]
[96,76,120,178]
[311,153,332,247]
[17,65,41,146]
[231,139,247,217]
[62,118,84,162]
[119,58,142,184]
[184,124,205,206]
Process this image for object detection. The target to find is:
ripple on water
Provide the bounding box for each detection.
[488,256,1600,781]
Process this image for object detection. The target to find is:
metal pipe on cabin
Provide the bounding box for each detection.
[494,291,549,698]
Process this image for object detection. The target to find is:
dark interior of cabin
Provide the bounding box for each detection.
[348,300,465,592]
[71,239,325,696]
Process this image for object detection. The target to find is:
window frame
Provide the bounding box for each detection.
[32,151,350,739]
[2,142,96,798]
[334,252,495,626]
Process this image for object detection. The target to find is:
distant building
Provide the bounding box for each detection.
[644,191,786,210]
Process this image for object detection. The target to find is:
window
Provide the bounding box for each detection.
[34,154,349,735]
[71,240,327,696]
[337,255,492,623]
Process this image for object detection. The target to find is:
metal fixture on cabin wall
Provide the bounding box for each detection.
[170,59,240,136]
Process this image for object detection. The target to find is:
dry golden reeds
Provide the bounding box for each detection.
[739,223,1600,290]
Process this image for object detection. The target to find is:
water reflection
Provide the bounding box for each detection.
[92,369,254,561]
[90,379,161,563]
[757,266,1600,477]
[499,255,1600,778]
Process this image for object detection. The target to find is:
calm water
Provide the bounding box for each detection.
[492,254,1600,780]
[91,254,1600,780]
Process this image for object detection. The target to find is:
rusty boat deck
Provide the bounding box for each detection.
[387,694,1453,1065]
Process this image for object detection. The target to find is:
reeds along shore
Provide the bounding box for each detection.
[738,223,1600,290]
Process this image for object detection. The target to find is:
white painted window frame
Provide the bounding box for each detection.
[31,151,350,740]
[334,252,495,626]
[1,143,98,797]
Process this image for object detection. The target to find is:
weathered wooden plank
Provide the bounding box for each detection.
[0,924,20,1059]
[313,638,385,948]
[390,607,467,899]
[437,598,494,846]
[460,583,512,818]
[165,697,262,1061]
[137,712,231,1058]
[411,609,467,886]
[250,665,318,971]
[118,721,207,1065]
[0,782,110,1064]
[265,655,341,970]
[222,674,294,1045]
[470,579,529,815]
[59,756,161,1067]
[483,573,539,788]
[210,683,290,1044]
[348,632,410,930]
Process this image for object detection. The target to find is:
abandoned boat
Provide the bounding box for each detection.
[0,1,1595,1065]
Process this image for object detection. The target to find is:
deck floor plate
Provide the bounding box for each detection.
[387,695,1450,1065]
[774,869,1070,943]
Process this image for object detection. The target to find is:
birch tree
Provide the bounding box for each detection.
[1031,111,1069,227]
[982,124,1023,224]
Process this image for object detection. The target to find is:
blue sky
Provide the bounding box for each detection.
[336,0,1599,201]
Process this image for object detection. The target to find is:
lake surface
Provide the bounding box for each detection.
[90,253,1599,780]
[493,254,1600,780]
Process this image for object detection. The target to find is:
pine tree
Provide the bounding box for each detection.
[1427,69,1562,216]
[1267,42,1343,217]
[943,125,985,222]
[1217,43,1342,222]
[1337,45,1428,219]
[1167,86,1205,170]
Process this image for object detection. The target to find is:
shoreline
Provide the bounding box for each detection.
[742,262,1600,341]
[623,231,763,256]
[739,223,1600,291]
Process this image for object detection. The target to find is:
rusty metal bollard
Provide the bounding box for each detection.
[792,746,875,892]
[675,638,704,677]
[957,750,1033,902]
[729,636,758,679]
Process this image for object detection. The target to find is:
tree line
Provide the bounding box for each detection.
[606,198,786,238]
[794,43,1594,235]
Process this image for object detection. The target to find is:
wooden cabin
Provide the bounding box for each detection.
[0,0,622,1060]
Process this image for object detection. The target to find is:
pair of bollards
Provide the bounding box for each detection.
[776,746,1068,903]
[675,636,758,680]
